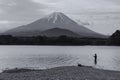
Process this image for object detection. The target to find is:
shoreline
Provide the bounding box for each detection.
[0,66,120,80]
[0,45,120,47]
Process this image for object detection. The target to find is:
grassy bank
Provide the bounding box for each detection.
[0,66,120,80]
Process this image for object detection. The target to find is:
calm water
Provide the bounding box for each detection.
[0,46,120,71]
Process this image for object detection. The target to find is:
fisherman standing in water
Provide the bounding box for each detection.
[94,54,97,65]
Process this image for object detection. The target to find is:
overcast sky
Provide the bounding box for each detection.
[0,0,120,35]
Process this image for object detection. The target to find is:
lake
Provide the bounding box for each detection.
[0,46,120,71]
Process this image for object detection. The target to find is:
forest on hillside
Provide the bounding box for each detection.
[0,30,119,45]
[0,35,108,45]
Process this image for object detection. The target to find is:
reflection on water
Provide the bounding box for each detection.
[0,46,120,71]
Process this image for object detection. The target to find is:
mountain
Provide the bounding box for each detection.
[3,12,106,38]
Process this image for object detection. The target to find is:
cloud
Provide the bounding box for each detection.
[0,20,15,32]
[0,20,14,24]
[0,0,49,32]
[0,20,30,32]
[0,0,48,21]
[32,0,62,4]
[32,0,120,14]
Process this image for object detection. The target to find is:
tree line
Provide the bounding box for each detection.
[0,30,119,45]
[0,35,107,45]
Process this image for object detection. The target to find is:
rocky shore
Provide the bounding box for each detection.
[0,66,120,80]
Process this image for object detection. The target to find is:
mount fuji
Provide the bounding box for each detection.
[3,12,106,38]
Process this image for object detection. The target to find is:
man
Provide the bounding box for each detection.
[94,54,97,65]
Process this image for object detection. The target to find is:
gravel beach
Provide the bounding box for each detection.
[0,66,120,80]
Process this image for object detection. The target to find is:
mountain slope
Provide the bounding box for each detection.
[4,12,106,38]
[40,28,80,37]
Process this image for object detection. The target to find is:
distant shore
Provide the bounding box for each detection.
[0,66,120,80]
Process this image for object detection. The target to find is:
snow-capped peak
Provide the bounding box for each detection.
[52,12,65,16]
[44,12,70,23]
